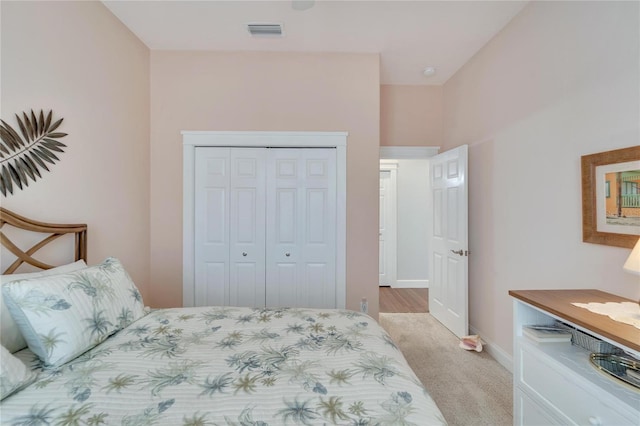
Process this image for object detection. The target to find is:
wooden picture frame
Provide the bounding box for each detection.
[581,145,640,248]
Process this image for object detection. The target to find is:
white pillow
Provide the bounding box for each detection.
[0,260,87,353]
[0,344,38,400]
[2,257,145,367]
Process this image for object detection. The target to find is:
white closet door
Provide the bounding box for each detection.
[195,147,267,308]
[229,148,267,308]
[266,148,337,308]
[194,147,231,306]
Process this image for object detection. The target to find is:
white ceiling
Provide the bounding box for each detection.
[103,0,527,85]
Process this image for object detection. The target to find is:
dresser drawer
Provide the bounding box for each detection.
[517,342,638,425]
[515,387,564,426]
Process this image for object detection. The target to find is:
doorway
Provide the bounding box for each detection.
[378,146,438,313]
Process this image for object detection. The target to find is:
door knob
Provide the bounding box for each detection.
[285,252,290,257]
[450,249,464,256]
[242,252,247,257]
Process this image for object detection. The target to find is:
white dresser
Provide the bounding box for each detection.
[510,290,640,426]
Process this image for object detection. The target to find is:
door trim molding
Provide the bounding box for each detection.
[182,131,348,309]
[379,163,398,287]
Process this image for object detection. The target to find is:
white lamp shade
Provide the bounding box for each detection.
[623,238,640,276]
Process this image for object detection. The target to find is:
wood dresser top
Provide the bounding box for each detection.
[509,289,640,353]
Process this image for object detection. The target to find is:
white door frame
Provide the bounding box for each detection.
[379,162,398,287]
[183,131,347,309]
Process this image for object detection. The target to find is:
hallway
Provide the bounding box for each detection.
[379,287,428,313]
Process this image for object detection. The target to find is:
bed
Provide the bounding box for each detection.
[0,208,446,425]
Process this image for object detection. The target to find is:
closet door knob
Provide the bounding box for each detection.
[285,252,291,257]
[242,252,247,257]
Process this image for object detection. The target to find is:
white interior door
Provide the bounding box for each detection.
[379,165,397,287]
[266,148,337,308]
[194,147,231,306]
[195,147,267,308]
[427,145,468,338]
[229,148,266,308]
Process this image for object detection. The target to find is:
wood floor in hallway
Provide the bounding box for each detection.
[379,287,428,313]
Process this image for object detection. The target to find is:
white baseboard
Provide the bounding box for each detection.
[392,280,429,289]
[469,324,513,373]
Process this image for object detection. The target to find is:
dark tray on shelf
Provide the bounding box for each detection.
[590,353,640,390]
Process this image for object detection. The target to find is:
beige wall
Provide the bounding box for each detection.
[149,51,381,317]
[443,1,640,361]
[0,2,151,298]
[381,85,443,147]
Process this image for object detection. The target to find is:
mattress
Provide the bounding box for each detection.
[1,306,446,425]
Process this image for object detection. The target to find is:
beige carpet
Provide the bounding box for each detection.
[379,313,513,426]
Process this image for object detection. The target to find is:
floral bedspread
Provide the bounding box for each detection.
[2,307,446,425]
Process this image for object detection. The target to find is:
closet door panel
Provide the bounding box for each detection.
[266,155,300,307]
[303,151,337,308]
[276,189,297,243]
[195,145,337,309]
[205,262,226,305]
[269,263,298,307]
[194,148,230,306]
[266,149,337,308]
[229,149,267,308]
[306,263,329,308]
[231,263,263,307]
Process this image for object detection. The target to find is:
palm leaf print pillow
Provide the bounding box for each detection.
[2,258,146,367]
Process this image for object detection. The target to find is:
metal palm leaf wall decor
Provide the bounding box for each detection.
[0,109,67,196]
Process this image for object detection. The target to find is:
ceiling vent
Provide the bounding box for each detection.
[247,23,284,37]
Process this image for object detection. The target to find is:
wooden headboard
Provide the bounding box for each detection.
[0,207,87,274]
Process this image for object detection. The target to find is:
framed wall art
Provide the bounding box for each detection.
[581,145,640,248]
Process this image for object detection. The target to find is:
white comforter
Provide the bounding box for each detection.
[2,306,446,425]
